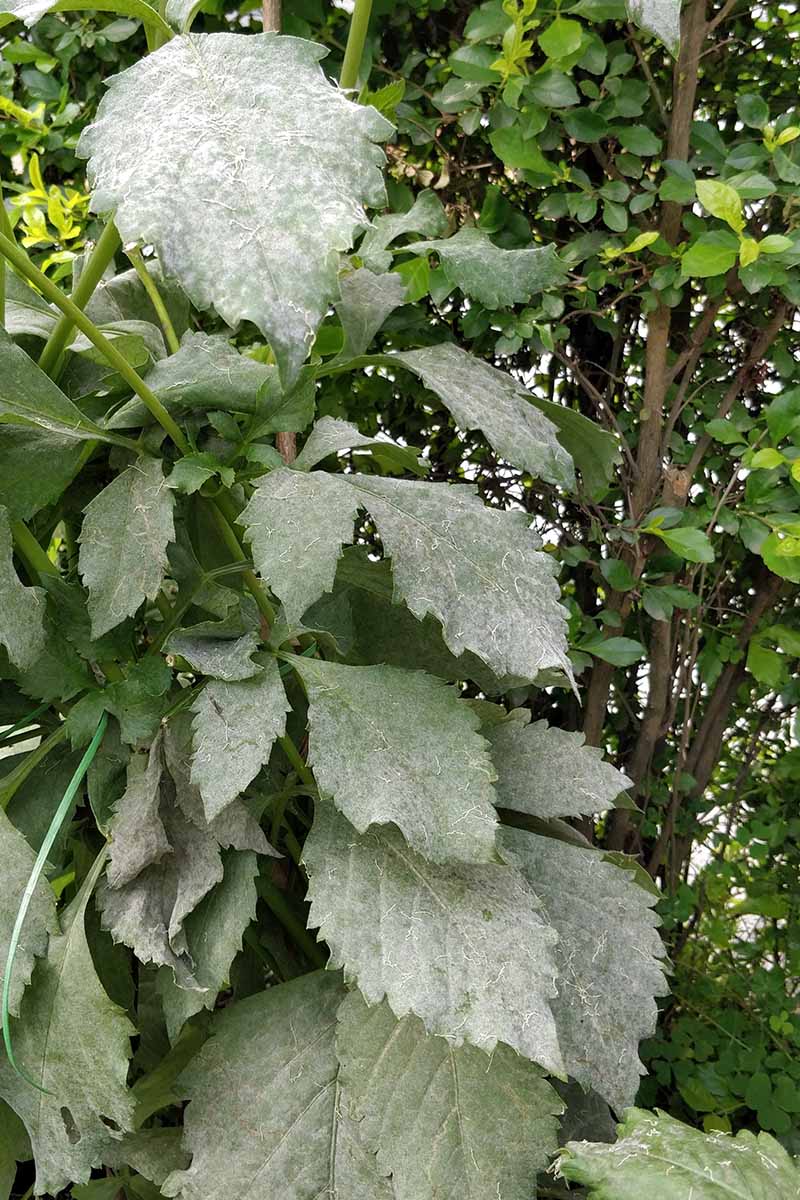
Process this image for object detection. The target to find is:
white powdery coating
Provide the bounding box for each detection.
[503,828,667,1114]
[79,34,392,381]
[626,0,680,54]
[345,474,574,686]
[79,456,175,638]
[304,801,565,1073]
[0,0,56,26]
[393,342,575,489]
[294,657,499,864]
[404,227,567,309]
[336,268,407,358]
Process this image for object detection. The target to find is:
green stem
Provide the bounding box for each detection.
[340,0,373,90]
[126,246,180,354]
[0,232,190,454]
[11,520,58,582]
[0,176,14,329]
[0,703,50,742]
[257,878,326,969]
[204,494,277,624]
[0,726,67,813]
[2,715,108,1090]
[38,220,122,381]
[278,734,316,792]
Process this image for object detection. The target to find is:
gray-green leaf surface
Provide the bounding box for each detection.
[189,655,289,820]
[335,268,407,358]
[337,990,562,1200]
[0,329,115,444]
[293,656,499,863]
[626,0,680,55]
[503,827,666,1112]
[359,189,449,272]
[304,800,564,1071]
[486,712,632,820]
[404,227,567,308]
[558,1107,800,1199]
[0,505,46,671]
[0,853,135,1196]
[0,806,57,1017]
[79,456,175,638]
[79,33,392,381]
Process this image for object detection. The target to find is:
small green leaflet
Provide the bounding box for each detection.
[503,827,667,1112]
[404,227,568,308]
[293,416,424,475]
[485,710,632,819]
[189,655,289,821]
[304,800,564,1072]
[337,990,563,1200]
[291,656,499,863]
[558,1107,800,1198]
[161,971,391,1200]
[335,268,407,358]
[79,34,392,381]
[0,852,135,1196]
[79,456,175,638]
[0,506,46,671]
[359,189,448,272]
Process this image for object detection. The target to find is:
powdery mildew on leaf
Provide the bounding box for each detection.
[106,735,171,889]
[304,800,564,1072]
[162,970,391,1200]
[79,456,175,638]
[78,34,392,381]
[344,474,574,685]
[0,807,57,1018]
[294,415,417,473]
[0,505,46,671]
[0,854,135,1196]
[157,849,259,1041]
[359,189,449,272]
[189,655,290,821]
[626,0,680,56]
[241,468,359,623]
[392,342,575,488]
[335,268,407,358]
[0,328,115,443]
[559,1107,800,1198]
[404,227,567,308]
[293,656,499,863]
[337,990,563,1200]
[502,828,667,1112]
[486,712,632,820]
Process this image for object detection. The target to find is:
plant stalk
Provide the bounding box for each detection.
[0,177,14,328]
[11,520,58,582]
[126,245,180,354]
[0,232,190,454]
[257,877,326,968]
[38,220,122,381]
[340,0,373,90]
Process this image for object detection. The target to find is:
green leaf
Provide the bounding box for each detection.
[759,234,793,254]
[359,190,449,273]
[241,469,360,625]
[78,34,392,382]
[616,126,662,156]
[157,849,259,1040]
[746,640,784,687]
[485,710,631,819]
[761,531,800,582]
[600,556,636,590]
[291,656,499,863]
[0,427,85,523]
[391,342,575,488]
[737,93,770,129]
[705,417,747,445]
[0,1103,28,1200]
[503,828,666,1111]
[0,328,121,445]
[748,447,785,469]
[0,506,46,671]
[539,17,583,59]
[304,799,564,1072]
[558,1107,800,1198]
[294,415,424,476]
[161,971,392,1200]
[108,333,275,430]
[0,852,135,1195]
[563,109,609,142]
[0,806,57,1019]
[337,990,563,1200]
[189,655,289,821]
[335,267,407,358]
[404,227,567,308]
[581,636,646,666]
[489,132,555,177]
[650,524,715,562]
[696,180,744,232]
[680,231,740,278]
[626,0,680,54]
[78,456,175,638]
